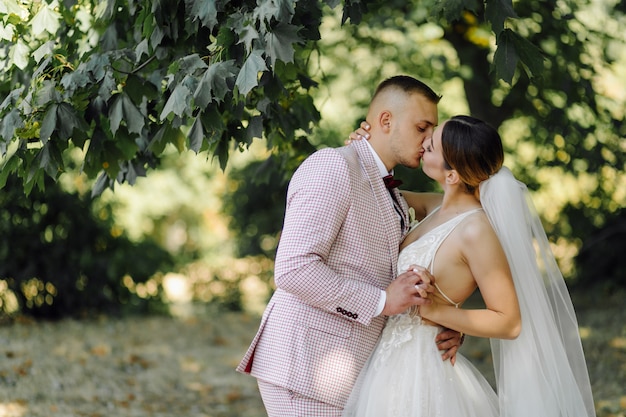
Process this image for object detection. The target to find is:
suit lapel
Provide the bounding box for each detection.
[390,187,410,236]
[351,141,403,276]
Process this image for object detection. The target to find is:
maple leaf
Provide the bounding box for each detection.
[235,50,267,96]
[30,0,61,36]
[194,60,238,107]
[265,23,301,67]
[493,30,519,85]
[237,25,260,54]
[160,83,192,120]
[186,0,219,30]
[188,116,204,153]
[111,94,146,134]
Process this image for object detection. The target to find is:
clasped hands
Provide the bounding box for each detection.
[382,264,433,317]
[383,264,463,364]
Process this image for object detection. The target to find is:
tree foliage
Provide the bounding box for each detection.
[305,0,625,247]
[0,0,551,197]
[0,176,173,318]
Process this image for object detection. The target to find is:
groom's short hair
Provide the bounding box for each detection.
[372,75,441,104]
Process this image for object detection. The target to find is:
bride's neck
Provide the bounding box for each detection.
[439,189,481,215]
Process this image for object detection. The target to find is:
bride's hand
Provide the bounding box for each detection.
[345,121,371,144]
[409,265,435,299]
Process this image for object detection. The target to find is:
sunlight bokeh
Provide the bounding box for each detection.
[0,402,27,417]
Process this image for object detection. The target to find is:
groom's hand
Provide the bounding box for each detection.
[436,329,464,365]
[381,266,434,316]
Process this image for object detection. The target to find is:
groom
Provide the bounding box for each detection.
[237,75,462,416]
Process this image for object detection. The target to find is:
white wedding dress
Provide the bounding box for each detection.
[343,168,597,417]
[343,208,499,417]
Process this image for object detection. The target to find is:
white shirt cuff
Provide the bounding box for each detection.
[375,289,386,316]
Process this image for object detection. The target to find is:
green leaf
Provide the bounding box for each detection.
[253,1,280,26]
[9,39,30,70]
[274,0,296,21]
[0,87,24,113]
[0,22,15,41]
[179,53,208,74]
[509,32,546,79]
[200,105,225,147]
[109,95,123,136]
[36,143,62,178]
[110,94,146,135]
[24,168,45,196]
[493,29,519,84]
[265,23,301,67]
[149,124,184,154]
[485,0,517,34]
[160,83,191,120]
[98,72,118,101]
[125,74,157,104]
[123,96,145,135]
[33,41,54,64]
[187,0,219,30]
[0,109,23,143]
[40,104,59,144]
[135,39,150,60]
[34,80,61,107]
[115,131,140,159]
[237,24,260,54]
[235,50,268,96]
[194,60,238,106]
[215,135,230,170]
[30,1,61,36]
[245,115,263,144]
[341,0,366,24]
[85,53,111,83]
[0,152,19,188]
[57,103,85,141]
[91,172,111,198]
[188,116,204,153]
[148,125,169,155]
[123,161,139,185]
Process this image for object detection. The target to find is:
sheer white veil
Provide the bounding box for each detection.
[479,167,596,417]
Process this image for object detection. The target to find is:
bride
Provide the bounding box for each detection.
[343,116,596,417]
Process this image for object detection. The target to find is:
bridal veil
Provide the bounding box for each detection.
[480,167,596,417]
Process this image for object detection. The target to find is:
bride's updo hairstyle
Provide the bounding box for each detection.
[441,115,504,196]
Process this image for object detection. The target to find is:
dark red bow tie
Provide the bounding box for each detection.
[383,174,403,189]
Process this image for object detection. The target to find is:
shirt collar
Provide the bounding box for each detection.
[364,140,392,177]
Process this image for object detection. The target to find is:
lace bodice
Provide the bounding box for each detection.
[398,208,482,304]
[371,208,482,370]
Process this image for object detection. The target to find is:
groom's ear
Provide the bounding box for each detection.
[378,111,392,133]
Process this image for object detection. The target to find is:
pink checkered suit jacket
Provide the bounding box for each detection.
[236,139,410,408]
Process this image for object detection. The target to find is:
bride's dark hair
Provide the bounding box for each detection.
[441,115,504,195]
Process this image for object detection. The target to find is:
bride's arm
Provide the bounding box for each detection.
[419,215,522,339]
[400,191,442,221]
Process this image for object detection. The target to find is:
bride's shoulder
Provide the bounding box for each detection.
[457,210,497,245]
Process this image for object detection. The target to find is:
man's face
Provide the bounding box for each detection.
[421,121,447,182]
[388,94,438,169]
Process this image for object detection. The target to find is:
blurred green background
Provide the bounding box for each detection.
[0,0,624,320]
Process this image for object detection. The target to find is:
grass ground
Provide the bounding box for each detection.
[0,289,624,417]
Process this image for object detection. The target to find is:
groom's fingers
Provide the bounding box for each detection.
[442,345,459,365]
[436,329,463,364]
